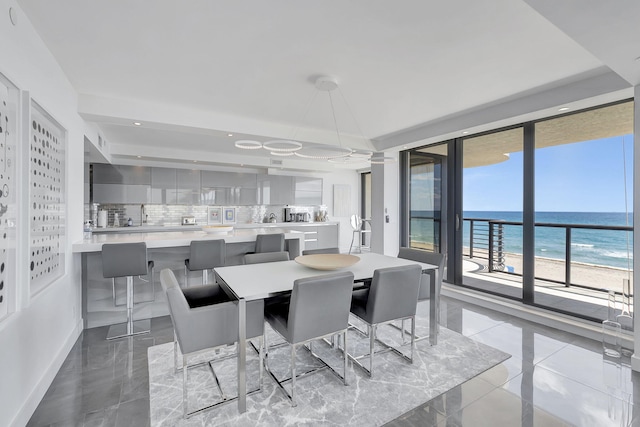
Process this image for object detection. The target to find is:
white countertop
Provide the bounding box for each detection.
[91,221,338,234]
[73,228,304,253]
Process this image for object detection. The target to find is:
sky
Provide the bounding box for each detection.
[463,135,634,212]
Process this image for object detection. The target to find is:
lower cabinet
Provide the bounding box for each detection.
[317,224,339,249]
[285,224,338,251]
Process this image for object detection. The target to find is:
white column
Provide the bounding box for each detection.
[370,151,400,256]
[631,86,640,371]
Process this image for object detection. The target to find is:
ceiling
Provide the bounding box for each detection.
[16,0,640,171]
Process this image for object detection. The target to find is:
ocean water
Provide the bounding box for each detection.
[410,211,634,269]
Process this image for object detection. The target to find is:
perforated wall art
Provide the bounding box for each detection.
[0,74,17,320]
[30,101,65,294]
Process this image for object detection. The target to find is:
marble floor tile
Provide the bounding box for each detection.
[28,297,640,427]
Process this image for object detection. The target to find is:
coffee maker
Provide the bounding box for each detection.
[284,206,311,222]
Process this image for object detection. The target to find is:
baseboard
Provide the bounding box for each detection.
[442,285,634,350]
[10,318,83,427]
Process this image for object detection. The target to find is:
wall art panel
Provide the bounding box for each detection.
[30,101,65,294]
[0,74,17,320]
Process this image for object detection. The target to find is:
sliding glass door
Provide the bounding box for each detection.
[461,127,524,300]
[401,99,634,325]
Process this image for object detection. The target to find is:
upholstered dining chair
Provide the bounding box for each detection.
[302,247,340,255]
[348,264,422,376]
[159,268,265,418]
[397,247,446,342]
[184,239,226,286]
[255,233,285,253]
[244,251,290,265]
[263,271,354,406]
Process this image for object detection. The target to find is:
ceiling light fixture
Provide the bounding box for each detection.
[235,140,263,150]
[227,133,233,137]
[558,107,570,112]
[133,122,142,126]
[233,75,394,165]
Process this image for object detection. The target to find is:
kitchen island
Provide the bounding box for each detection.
[73,228,304,329]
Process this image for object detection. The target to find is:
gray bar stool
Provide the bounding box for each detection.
[102,242,154,340]
[184,239,226,286]
[255,233,285,253]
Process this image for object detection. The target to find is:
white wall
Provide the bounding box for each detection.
[0,2,85,426]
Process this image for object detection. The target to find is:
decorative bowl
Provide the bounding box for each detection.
[202,225,233,234]
[294,254,360,270]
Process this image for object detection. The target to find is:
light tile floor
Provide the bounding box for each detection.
[28,297,640,427]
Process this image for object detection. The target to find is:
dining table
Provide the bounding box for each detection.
[214,252,439,413]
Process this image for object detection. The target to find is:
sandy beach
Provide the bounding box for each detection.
[411,241,633,295]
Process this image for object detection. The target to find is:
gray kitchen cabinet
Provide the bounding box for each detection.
[92,163,151,184]
[201,171,258,205]
[258,174,294,205]
[294,176,322,205]
[150,167,177,204]
[284,225,318,251]
[316,224,339,249]
[92,184,150,204]
[176,169,200,205]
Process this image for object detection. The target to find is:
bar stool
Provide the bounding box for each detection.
[184,239,226,286]
[102,242,154,340]
[255,233,285,253]
[349,215,371,254]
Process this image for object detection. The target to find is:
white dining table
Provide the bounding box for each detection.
[214,252,439,413]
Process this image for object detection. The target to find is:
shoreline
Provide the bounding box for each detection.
[410,241,633,293]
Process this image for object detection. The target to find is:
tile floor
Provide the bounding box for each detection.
[28,297,640,427]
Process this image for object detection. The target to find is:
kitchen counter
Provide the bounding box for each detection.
[90,221,339,234]
[75,228,305,329]
[73,227,303,253]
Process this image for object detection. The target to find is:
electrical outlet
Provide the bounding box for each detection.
[385,215,390,223]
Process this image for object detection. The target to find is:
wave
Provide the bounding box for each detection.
[571,243,594,248]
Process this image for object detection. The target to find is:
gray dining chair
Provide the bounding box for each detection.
[159,268,265,418]
[264,271,354,406]
[102,242,155,339]
[397,248,446,342]
[348,264,422,376]
[184,239,226,286]
[255,233,285,253]
[302,247,340,255]
[244,251,290,265]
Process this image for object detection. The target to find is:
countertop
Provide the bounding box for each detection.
[91,221,338,234]
[73,228,304,253]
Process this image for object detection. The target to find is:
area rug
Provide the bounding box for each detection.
[149,312,510,426]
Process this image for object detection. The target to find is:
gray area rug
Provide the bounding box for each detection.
[148,310,510,426]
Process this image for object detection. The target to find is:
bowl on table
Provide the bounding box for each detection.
[294,254,360,270]
[202,225,234,234]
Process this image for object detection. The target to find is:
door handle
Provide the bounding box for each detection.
[455,214,460,231]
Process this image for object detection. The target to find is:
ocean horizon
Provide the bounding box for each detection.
[410,210,634,269]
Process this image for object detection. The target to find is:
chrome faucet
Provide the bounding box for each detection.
[140,204,146,225]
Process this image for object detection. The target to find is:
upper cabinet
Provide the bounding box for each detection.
[176,169,201,205]
[91,164,322,206]
[150,167,177,204]
[294,177,322,205]
[93,163,150,184]
[258,175,294,205]
[92,164,150,203]
[201,171,258,205]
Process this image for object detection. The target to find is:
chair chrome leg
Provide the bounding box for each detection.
[343,330,348,386]
[202,269,209,285]
[290,344,297,407]
[259,336,264,390]
[410,316,415,363]
[183,355,189,418]
[174,334,179,373]
[184,265,189,287]
[369,325,375,376]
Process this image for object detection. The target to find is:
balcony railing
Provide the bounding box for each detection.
[464,217,633,289]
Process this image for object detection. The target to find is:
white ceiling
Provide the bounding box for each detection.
[16,0,639,171]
